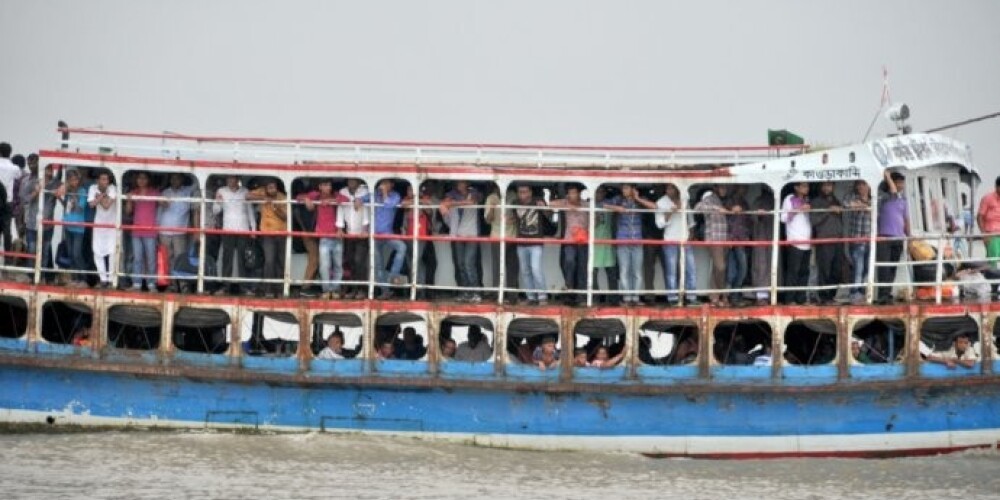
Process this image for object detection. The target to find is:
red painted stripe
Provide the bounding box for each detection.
[62,127,808,154]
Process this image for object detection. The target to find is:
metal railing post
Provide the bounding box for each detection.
[197,186,207,294]
[283,195,293,297]
[585,195,595,307]
[866,196,880,304]
[769,189,781,305]
[410,188,420,301]
[498,192,508,305]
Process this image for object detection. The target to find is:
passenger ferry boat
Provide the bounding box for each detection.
[0,125,997,458]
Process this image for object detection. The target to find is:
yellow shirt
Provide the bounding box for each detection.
[251,188,288,232]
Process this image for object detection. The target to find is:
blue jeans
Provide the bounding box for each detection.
[25,229,37,254]
[663,245,697,303]
[726,247,748,301]
[560,244,588,292]
[454,241,480,291]
[616,244,643,303]
[131,235,157,288]
[375,238,407,292]
[850,243,869,299]
[517,244,547,301]
[65,230,86,282]
[319,238,344,292]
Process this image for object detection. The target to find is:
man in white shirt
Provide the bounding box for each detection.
[212,175,256,295]
[158,173,200,289]
[0,142,21,255]
[316,330,346,360]
[655,184,697,306]
[338,178,370,299]
[780,182,813,304]
[87,172,118,288]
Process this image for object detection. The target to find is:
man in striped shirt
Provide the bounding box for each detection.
[842,180,872,302]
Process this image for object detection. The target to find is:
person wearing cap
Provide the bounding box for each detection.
[876,170,910,304]
[977,176,1000,268]
[213,175,256,295]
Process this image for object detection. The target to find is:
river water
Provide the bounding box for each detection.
[1,432,997,499]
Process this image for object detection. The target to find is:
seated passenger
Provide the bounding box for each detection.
[573,348,588,367]
[440,338,456,359]
[926,333,978,369]
[316,330,346,360]
[396,327,427,360]
[376,339,395,360]
[455,326,492,362]
[535,336,559,370]
[668,336,698,365]
[851,339,874,364]
[751,344,773,366]
[588,345,624,369]
[71,327,91,347]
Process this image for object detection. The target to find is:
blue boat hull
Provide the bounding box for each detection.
[2,357,998,458]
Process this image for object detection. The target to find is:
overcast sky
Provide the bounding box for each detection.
[2,0,997,190]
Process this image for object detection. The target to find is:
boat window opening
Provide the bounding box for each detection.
[638,320,698,366]
[505,318,560,366]
[173,307,230,354]
[783,320,838,366]
[311,313,364,359]
[0,296,28,339]
[375,312,427,361]
[572,318,625,368]
[107,305,161,350]
[440,316,495,363]
[241,311,300,357]
[851,319,906,364]
[40,301,92,345]
[992,319,1000,359]
[713,320,772,366]
[920,316,979,363]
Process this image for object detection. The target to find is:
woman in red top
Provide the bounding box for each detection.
[403,184,437,299]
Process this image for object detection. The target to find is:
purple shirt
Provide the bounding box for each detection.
[878,192,909,237]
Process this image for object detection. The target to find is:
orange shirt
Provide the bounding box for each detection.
[251,188,288,232]
[978,192,1000,233]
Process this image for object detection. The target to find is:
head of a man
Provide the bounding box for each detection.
[954,333,971,354]
[97,172,111,190]
[854,180,870,197]
[820,181,834,196]
[441,338,456,358]
[226,175,240,190]
[517,184,534,204]
[890,172,905,192]
[327,330,344,352]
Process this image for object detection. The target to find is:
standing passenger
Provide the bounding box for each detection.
[87,172,118,288]
[780,182,812,305]
[725,185,751,305]
[485,186,518,302]
[37,164,61,283]
[125,172,160,291]
[339,179,370,299]
[440,180,483,303]
[810,181,844,303]
[976,176,1000,268]
[300,179,348,299]
[591,186,619,304]
[549,184,589,306]
[57,170,88,286]
[369,179,406,299]
[512,185,550,305]
[158,173,200,292]
[247,179,288,297]
[213,175,255,296]
[603,183,656,305]
[694,185,732,307]
[402,184,436,299]
[842,180,872,303]
[0,142,19,256]
[656,184,696,306]
[750,187,775,305]
[876,171,910,304]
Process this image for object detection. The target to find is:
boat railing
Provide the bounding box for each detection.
[56,127,808,168]
[0,188,994,308]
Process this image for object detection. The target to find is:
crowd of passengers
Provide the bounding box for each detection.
[0,141,997,306]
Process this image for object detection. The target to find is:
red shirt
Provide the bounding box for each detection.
[302,191,347,235]
[978,192,1000,234]
[406,208,430,237]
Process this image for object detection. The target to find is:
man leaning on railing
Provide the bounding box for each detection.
[875,170,910,304]
[977,175,1000,268]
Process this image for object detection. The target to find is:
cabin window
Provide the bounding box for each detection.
[241,311,300,356]
[505,318,560,368]
[440,316,495,362]
[311,313,364,359]
[173,308,231,354]
[40,301,92,345]
[374,312,427,361]
[0,296,28,339]
[920,316,979,363]
[713,320,772,365]
[638,320,698,366]
[783,320,837,365]
[851,319,906,364]
[993,318,1000,360]
[573,318,626,368]
[107,305,161,350]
